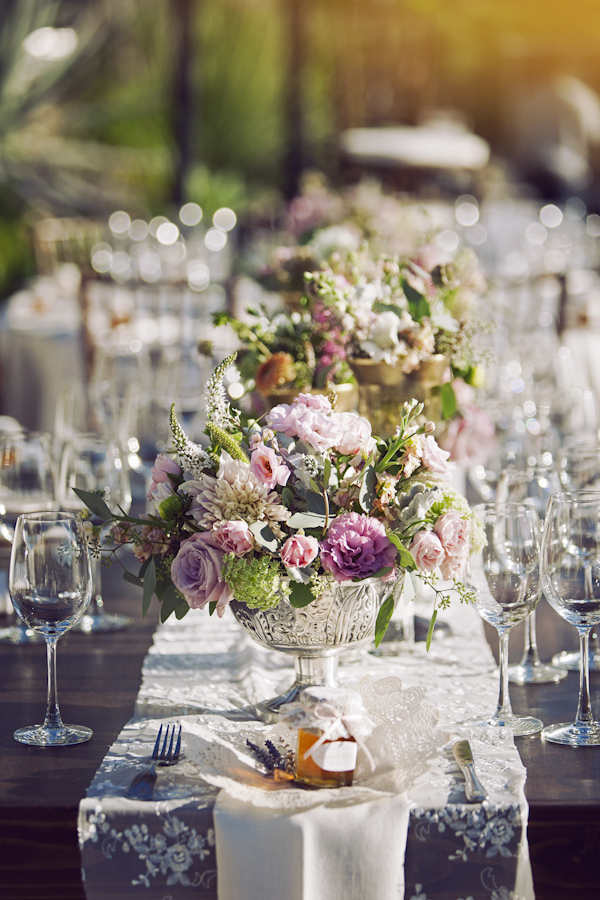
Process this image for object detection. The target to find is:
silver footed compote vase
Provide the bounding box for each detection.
[231,575,404,721]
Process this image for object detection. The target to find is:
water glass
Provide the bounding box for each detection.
[460,502,544,736]
[540,491,600,745]
[10,511,93,745]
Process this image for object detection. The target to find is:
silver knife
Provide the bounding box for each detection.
[452,740,488,802]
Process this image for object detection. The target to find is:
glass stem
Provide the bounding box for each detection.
[496,630,513,718]
[521,609,542,666]
[43,637,64,730]
[575,628,594,726]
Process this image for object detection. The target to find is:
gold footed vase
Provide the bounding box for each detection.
[349,356,449,439]
[230,575,404,721]
[265,381,358,414]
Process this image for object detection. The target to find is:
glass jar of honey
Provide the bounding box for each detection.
[284,686,373,789]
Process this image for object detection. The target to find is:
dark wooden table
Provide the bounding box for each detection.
[0,567,158,900]
[1,575,600,900]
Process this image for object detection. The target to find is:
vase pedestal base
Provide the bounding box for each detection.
[255,655,339,723]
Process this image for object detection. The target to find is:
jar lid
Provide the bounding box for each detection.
[300,686,366,718]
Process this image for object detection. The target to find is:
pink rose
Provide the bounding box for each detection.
[438,408,496,468]
[420,435,452,475]
[147,453,182,502]
[250,442,291,489]
[267,401,342,453]
[295,392,332,413]
[439,554,467,581]
[211,520,254,557]
[409,529,446,572]
[434,511,470,557]
[280,534,319,569]
[334,413,377,457]
[171,533,233,616]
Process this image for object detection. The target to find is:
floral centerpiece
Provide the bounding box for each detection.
[213,302,356,412]
[77,354,479,654]
[300,245,490,439]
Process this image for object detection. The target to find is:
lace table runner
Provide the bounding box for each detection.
[78,598,535,900]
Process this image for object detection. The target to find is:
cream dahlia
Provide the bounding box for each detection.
[182,452,290,535]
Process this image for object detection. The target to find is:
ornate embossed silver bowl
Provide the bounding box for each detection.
[231,575,404,720]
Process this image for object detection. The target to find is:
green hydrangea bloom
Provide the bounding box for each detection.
[222,553,290,610]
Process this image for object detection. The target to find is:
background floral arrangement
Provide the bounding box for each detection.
[238,174,495,466]
[223,239,491,442]
[77,354,480,646]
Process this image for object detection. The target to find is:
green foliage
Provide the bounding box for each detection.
[374,593,395,648]
[205,422,249,463]
[222,553,289,611]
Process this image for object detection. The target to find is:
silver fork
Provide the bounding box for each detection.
[126,724,182,800]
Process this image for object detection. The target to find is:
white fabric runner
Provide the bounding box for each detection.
[78,592,535,900]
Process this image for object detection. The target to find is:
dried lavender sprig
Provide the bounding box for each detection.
[246,738,295,774]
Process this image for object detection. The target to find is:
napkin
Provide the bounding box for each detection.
[214,789,410,900]
[190,674,442,900]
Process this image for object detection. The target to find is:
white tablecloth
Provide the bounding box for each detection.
[78,596,535,900]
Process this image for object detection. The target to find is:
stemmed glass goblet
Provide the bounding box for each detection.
[496,465,567,684]
[461,502,544,736]
[540,491,600,745]
[59,434,133,633]
[551,448,600,671]
[10,511,93,745]
[0,431,57,645]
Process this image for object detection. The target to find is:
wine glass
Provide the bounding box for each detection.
[59,433,133,633]
[540,491,600,745]
[89,340,152,450]
[460,502,544,736]
[496,465,567,684]
[552,448,600,671]
[0,431,57,645]
[10,511,93,745]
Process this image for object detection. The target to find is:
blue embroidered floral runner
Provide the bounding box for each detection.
[78,597,535,900]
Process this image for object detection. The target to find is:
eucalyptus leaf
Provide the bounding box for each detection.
[288,580,315,608]
[387,533,417,571]
[372,301,407,319]
[367,565,393,580]
[249,521,279,552]
[306,491,327,515]
[276,433,295,449]
[359,465,377,513]
[314,364,334,388]
[174,600,190,620]
[426,609,438,651]
[160,583,183,623]
[72,488,112,521]
[281,486,295,508]
[142,556,157,617]
[123,570,143,588]
[441,382,457,419]
[403,279,430,319]
[374,594,395,647]
[287,511,327,530]
[287,565,313,584]
[209,600,217,617]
